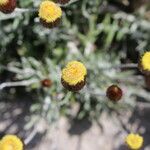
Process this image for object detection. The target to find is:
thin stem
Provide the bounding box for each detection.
[115,63,138,69]
[0,79,38,90]
[100,63,138,70]
[0,13,21,21]
[15,8,37,13]
[42,96,51,116]
[24,127,38,145]
[24,118,48,145]
[60,0,79,7]
[82,86,106,97]
[0,64,23,74]
[59,91,72,106]
[0,8,37,21]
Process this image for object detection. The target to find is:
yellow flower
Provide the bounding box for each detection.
[0,135,23,150]
[125,133,143,150]
[38,1,62,23]
[0,0,8,5]
[141,52,150,71]
[62,61,87,85]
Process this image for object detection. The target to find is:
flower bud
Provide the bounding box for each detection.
[0,0,16,14]
[106,85,123,101]
[41,79,52,88]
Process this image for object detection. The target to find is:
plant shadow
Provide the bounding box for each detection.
[0,95,46,149]
[68,117,92,136]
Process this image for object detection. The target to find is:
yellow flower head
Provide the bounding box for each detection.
[38,1,62,23]
[0,0,8,5]
[0,135,23,150]
[141,52,150,71]
[62,61,87,85]
[125,133,143,150]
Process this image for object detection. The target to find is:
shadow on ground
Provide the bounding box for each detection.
[0,95,46,149]
[115,100,150,150]
[0,94,150,150]
[68,118,92,135]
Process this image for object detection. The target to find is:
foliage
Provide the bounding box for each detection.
[0,0,150,145]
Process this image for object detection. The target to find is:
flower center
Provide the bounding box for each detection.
[130,138,137,145]
[39,1,62,23]
[4,144,14,150]
[62,61,87,85]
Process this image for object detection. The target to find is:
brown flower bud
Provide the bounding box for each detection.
[41,79,52,88]
[0,0,16,14]
[106,85,123,101]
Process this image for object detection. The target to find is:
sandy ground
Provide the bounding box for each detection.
[33,117,126,150]
[0,101,150,150]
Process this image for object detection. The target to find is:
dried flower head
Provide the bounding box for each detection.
[61,61,87,91]
[38,1,62,28]
[125,133,143,150]
[55,0,71,5]
[0,135,23,150]
[0,0,16,14]
[139,51,150,75]
[106,85,123,101]
[41,78,52,87]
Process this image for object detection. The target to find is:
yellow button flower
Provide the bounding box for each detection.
[62,61,87,85]
[61,61,87,91]
[141,52,150,71]
[0,135,23,150]
[38,1,62,23]
[125,133,143,150]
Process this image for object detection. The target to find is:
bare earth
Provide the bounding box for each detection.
[0,101,150,150]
